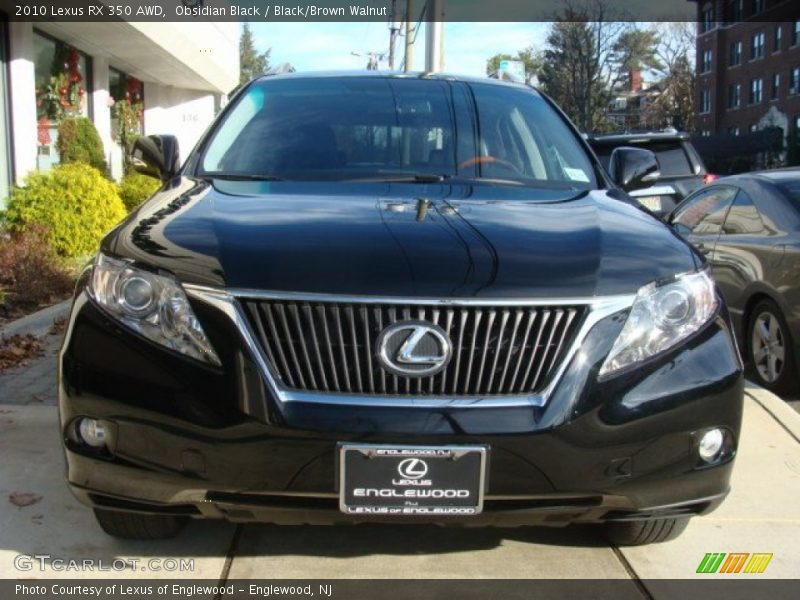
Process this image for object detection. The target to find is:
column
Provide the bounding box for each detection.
[7,22,37,184]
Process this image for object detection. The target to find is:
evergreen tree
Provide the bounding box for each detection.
[240,23,271,85]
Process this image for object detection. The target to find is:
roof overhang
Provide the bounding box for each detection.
[35,21,238,94]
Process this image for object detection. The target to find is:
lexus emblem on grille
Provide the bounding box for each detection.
[397,458,428,479]
[377,320,452,377]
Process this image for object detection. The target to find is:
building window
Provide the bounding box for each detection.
[701,4,714,33]
[750,78,763,104]
[701,130,711,137]
[701,89,711,113]
[730,41,742,66]
[728,83,741,108]
[775,25,783,52]
[728,127,740,136]
[33,31,92,172]
[794,20,800,46]
[728,0,742,22]
[749,123,758,133]
[752,0,764,15]
[772,73,780,99]
[701,49,712,73]
[751,32,765,59]
[791,67,800,95]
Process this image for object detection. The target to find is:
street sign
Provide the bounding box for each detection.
[498,59,525,83]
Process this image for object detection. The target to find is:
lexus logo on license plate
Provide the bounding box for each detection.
[397,458,428,479]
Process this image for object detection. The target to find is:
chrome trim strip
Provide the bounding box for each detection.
[211,287,626,306]
[629,185,677,197]
[184,285,635,408]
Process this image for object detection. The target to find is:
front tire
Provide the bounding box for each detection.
[747,299,797,396]
[602,517,689,546]
[93,508,187,539]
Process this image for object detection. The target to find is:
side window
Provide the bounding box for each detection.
[722,190,766,235]
[672,187,736,236]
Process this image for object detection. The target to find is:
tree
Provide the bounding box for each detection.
[486,47,542,84]
[644,22,696,131]
[537,2,627,132]
[239,23,271,85]
[611,28,662,88]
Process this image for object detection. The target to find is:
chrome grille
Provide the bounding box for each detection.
[240,299,586,396]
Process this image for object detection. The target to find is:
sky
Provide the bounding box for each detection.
[250,22,550,76]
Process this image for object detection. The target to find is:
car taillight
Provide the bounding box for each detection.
[703,174,718,185]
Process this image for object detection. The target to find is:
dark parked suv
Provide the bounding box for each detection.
[59,73,743,546]
[588,130,713,218]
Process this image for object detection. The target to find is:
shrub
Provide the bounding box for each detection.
[0,225,74,309]
[5,163,127,258]
[56,116,107,173]
[118,172,161,211]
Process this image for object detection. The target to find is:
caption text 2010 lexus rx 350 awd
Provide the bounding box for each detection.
[59,72,743,545]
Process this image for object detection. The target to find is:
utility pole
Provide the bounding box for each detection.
[403,0,414,72]
[425,0,444,73]
[388,0,401,70]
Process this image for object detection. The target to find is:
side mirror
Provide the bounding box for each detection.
[608,147,660,193]
[131,135,180,182]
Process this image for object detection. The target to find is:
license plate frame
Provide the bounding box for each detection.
[338,444,488,516]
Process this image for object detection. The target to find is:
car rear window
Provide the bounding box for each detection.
[592,141,694,178]
[778,179,800,209]
[199,77,595,189]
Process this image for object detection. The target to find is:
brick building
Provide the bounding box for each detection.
[692,0,800,164]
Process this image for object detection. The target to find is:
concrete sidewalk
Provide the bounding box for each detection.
[0,386,797,586]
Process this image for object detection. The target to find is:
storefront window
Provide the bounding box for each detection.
[108,67,144,173]
[33,31,92,171]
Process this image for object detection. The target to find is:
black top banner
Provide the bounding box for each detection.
[1,0,709,23]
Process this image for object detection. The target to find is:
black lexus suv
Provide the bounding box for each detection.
[59,72,743,546]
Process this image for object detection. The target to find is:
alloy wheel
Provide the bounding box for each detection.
[751,311,786,384]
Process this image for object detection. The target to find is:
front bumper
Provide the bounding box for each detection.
[58,288,744,526]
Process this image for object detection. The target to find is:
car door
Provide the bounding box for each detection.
[671,186,738,260]
[711,188,773,326]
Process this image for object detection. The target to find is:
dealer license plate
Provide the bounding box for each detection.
[339,444,487,516]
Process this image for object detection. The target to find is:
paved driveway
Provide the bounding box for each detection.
[0,333,798,591]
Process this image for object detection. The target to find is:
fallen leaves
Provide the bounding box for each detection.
[0,334,44,373]
[9,492,43,507]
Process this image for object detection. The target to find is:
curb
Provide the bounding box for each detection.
[0,300,71,341]
[745,384,800,444]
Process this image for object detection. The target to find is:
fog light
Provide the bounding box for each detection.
[78,418,107,448]
[698,428,724,462]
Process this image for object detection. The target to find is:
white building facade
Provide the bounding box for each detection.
[0,15,239,207]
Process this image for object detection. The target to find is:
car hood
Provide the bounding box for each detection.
[106,178,699,299]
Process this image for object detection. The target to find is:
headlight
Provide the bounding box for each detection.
[89,253,221,366]
[599,269,718,376]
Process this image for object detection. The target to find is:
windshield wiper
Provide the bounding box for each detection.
[201,172,287,181]
[345,173,452,183]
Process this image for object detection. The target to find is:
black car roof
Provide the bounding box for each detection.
[253,70,535,91]
[714,168,800,186]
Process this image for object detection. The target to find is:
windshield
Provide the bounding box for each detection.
[199,77,596,189]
